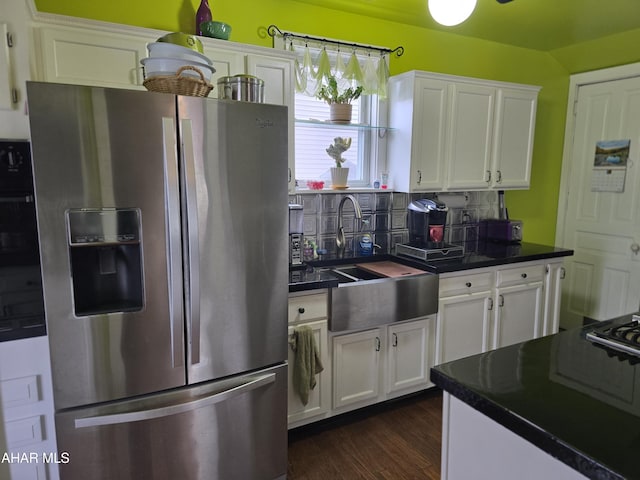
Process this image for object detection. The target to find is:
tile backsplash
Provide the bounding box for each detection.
[289,190,501,258]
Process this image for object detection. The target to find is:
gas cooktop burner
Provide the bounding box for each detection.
[586,315,640,358]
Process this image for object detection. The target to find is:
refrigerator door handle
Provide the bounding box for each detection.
[162,117,184,368]
[181,118,201,365]
[74,372,276,429]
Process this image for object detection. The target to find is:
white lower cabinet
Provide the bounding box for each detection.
[287,292,331,428]
[437,259,562,366]
[0,336,59,480]
[287,320,330,426]
[287,258,566,428]
[493,263,544,349]
[332,328,382,409]
[437,291,492,364]
[332,317,436,413]
[386,319,435,395]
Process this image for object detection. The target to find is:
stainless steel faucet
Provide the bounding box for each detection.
[336,194,363,256]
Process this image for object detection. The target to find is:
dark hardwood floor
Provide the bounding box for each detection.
[287,389,443,480]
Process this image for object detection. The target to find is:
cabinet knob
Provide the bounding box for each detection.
[417,170,422,184]
[465,282,472,288]
[485,170,492,183]
[298,307,305,314]
[631,243,640,255]
[521,273,527,279]
[496,170,502,183]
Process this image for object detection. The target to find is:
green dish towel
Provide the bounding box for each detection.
[289,325,324,406]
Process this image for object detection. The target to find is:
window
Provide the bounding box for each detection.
[294,93,377,187]
[271,32,390,189]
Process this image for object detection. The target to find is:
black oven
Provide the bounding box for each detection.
[0,140,45,341]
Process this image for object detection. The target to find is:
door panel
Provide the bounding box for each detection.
[179,98,289,384]
[446,83,494,190]
[55,364,287,480]
[27,83,185,409]
[560,76,640,326]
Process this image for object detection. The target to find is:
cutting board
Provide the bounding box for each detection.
[357,261,426,278]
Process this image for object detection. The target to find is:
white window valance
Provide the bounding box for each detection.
[268,25,404,99]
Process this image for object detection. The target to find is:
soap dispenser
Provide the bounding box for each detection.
[358,233,373,256]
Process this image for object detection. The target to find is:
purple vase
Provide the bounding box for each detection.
[195,0,212,36]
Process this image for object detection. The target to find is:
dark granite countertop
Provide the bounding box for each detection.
[417,241,574,274]
[431,316,638,480]
[288,242,573,292]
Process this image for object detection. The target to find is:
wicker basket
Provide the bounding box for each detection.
[143,65,214,97]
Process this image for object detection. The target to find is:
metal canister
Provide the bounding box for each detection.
[217,74,265,102]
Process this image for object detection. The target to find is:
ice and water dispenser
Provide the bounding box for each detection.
[66,209,144,316]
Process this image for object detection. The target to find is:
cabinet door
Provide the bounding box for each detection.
[411,78,449,191]
[386,318,433,394]
[494,282,543,348]
[333,329,381,409]
[287,320,330,425]
[201,47,244,88]
[245,54,296,192]
[491,88,538,189]
[437,292,492,365]
[543,262,566,336]
[446,83,495,190]
[38,26,147,88]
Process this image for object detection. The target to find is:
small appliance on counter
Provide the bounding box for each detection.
[479,190,523,244]
[289,203,304,266]
[395,198,465,261]
[479,219,523,243]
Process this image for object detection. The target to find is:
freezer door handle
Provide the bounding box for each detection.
[162,117,185,368]
[74,372,276,429]
[181,118,201,365]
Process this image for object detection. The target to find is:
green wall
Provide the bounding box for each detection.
[33,0,640,246]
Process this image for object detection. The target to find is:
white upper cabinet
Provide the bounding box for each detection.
[387,70,540,192]
[35,25,148,89]
[446,82,495,190]
[387,74,448,191]
[491,87,538,189]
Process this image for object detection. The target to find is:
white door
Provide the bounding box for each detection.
[446,82,495,190]
[332,329,381,409]
[558,73,640,328]
[386,319,430,394]
[493,282,543,348]
[436,293,492,364]
[287,320,330,425]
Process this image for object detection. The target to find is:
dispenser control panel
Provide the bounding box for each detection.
[67,208,141,245]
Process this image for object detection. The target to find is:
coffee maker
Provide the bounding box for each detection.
[396,198,465,261]
[288,204,303,266]
[408,198,449,245]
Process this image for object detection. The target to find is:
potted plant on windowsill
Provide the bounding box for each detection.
[326,137,352,189]
[316,77,364,123]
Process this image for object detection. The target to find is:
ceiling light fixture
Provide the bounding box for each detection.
[428,0,477,26]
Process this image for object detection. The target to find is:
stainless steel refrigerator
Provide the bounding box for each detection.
[26,82,289,480]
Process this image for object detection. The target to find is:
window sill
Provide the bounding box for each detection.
[295,187,394,194]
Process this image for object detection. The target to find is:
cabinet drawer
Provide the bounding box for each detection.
[440,271,493,297]
[288,293,328,323]
[496,264,544,287]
